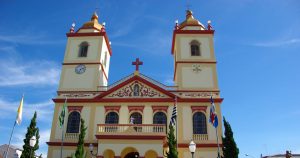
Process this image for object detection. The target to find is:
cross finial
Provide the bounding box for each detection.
[132,58,143,71]
[186,0,191,10]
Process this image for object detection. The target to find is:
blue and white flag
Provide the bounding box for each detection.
[170,98,177,126]
[209,96,218,128]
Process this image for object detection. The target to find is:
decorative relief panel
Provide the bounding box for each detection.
[176,91,219,98]
[58,92,99,98]
[106,81,168,98]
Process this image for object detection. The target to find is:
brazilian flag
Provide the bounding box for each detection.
[59,98,67,128]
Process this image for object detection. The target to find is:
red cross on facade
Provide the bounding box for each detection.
[132,58,143,71]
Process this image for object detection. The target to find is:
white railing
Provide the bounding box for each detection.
[97,124,166,135]
[193,134,208,141]
[65,133,79,140]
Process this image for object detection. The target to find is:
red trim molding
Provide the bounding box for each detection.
[171,30,214,55]
[128,106,144,113]
[53,98,224,103]
[95,135,166,140]
[173,61,217,81]
[104,106,121,113]
[62,62,108,81]
[66,32,112,56]
[67,106,83,112]
[152,106,169,113]
[191,106,207,113]
[95,75,176,99]
[178,143,222,148]
[47,142,97,147]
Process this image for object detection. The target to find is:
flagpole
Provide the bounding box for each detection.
[175,96,178,150]
[215,125,221,158]
[60,97,67,158]
[4,121,17,158]
[60,124,64,158]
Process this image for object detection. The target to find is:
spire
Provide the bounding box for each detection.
[81,12,104,31]
[177,10,205,30]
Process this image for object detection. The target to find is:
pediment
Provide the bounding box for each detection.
[105,81,169,98]
[96,75,175,99]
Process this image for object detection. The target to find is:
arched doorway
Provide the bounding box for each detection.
[103,149,115,158]
[124,152,139,158]
[145,150,158,158]
[121,147,139,158]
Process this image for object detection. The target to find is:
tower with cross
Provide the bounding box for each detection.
[48,8,223,158]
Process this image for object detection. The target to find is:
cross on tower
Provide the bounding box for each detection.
[132,58,143,71]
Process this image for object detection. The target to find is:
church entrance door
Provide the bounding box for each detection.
[124,152,139,158]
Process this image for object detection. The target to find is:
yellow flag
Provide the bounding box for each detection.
[16,95,24,125]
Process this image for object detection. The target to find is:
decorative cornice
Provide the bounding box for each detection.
[95,135,166,140]
[66,32,112,56]
[128,106,145,113]
[67,106,83,112]
[191,106,207,113]
[104,106,121,113]
[152,106,169,113]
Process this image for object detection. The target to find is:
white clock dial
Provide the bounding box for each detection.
[75,64,86,74]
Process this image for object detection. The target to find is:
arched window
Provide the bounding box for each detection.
[133,84,139,96]
[130,112,142,132]
[190,40,201,56]
[153,112,167,125]
[66,111,81,133]
[193,112,207,134]
[130,112,142,124]
[78,41,89,57]
[105,112,119,124]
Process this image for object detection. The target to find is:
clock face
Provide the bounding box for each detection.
[75,64,86,74]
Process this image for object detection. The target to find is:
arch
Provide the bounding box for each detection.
[121,147,139,158]
[153,112,167,125]
[105,111,119,124]
[66,111,81,133]
[130,112,142,124]
[190,40,201,56]
[78,41,89,57]
[103,149,115,158]
[193,112,207,134]
[144,150,158,158]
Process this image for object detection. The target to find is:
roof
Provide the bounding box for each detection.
[178,10,205,30]
[81,12,104,30]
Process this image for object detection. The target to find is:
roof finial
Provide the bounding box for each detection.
[186,0,191,11]
[69,21,75,33]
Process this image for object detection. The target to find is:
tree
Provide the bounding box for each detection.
[21,111,40,158]
[222,117,239,158]
[72,118,87,158]
[166,124,178,158]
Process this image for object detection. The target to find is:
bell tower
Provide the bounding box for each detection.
[171,10,219,91]
[58,12,112,91]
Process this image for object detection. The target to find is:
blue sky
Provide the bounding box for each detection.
[0,0,299,157]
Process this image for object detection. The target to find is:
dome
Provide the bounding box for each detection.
[179,10,205,29]
[81,12,104,30]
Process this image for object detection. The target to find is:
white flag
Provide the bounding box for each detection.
[16,96,24,125]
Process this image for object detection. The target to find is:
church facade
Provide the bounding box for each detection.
[47,10,223,158]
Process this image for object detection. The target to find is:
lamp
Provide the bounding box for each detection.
[29,136,37,158]
[189,140,196,158]
[89,144,98,157]
[163,146,169,157]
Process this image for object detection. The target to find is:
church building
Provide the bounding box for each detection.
[47,9,223,158]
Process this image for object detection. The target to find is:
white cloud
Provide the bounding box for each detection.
[0,97,54,122]
[0,60,60,87]
[252,38,300,47]
[0,34,65,45]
